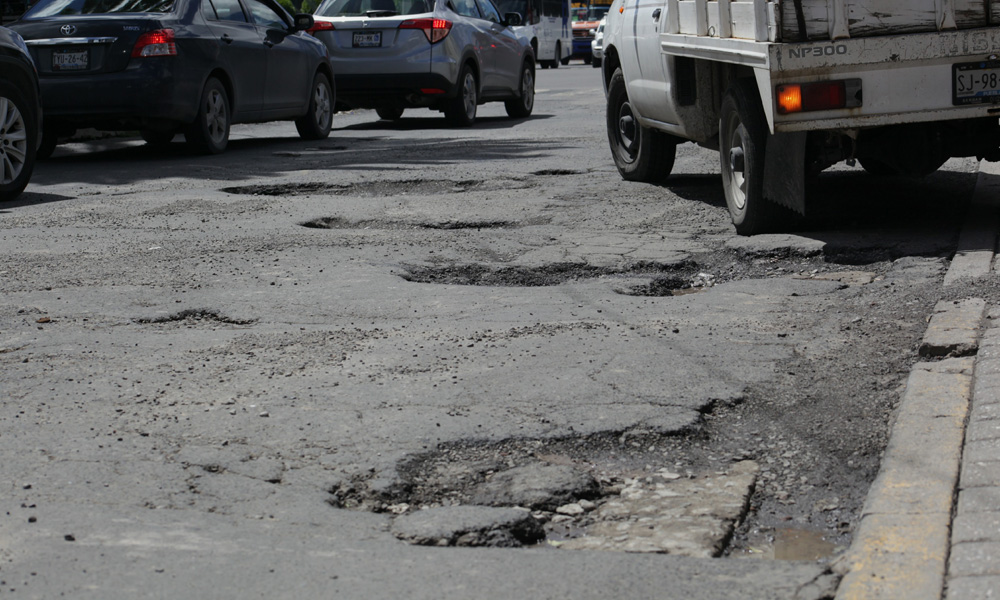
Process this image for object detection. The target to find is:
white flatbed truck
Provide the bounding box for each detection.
[601,0,1000,234]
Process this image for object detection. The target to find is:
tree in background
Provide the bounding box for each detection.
[277,0,318,13]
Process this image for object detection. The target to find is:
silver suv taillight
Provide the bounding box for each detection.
[399,18,452,43]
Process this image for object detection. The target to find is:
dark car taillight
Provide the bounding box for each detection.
[399,18,452,43]
[307,20,335,35]
[131,29,176,58]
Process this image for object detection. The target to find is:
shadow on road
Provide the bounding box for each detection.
[27,134,564,188]
[0,191,77,212]
[337,113,554,132]
[664,164,979,261]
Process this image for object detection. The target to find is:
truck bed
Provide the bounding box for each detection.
[668,0,998,43]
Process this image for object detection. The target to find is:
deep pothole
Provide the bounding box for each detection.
[399,261,696,288]
[221,178,531,197]
[327,432,759,555]
[399,247,894,292]
[531,169,587,176]
[135,308,256,325]
[301,216,536,230]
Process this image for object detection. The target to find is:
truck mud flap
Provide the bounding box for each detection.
[763,131,807,215]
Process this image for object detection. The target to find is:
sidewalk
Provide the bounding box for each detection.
[948,306,1000,598]
[834,161,1000,599]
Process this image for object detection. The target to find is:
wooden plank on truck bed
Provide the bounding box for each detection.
[677,0,775,40]
[779,0,988,41]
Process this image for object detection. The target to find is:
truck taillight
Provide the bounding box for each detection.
[399,18,452,43]
[307,20,336,35]
[131,29,176,58]
[776,80,862,114]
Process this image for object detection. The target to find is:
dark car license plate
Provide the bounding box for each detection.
[352,31,381,47]
[53,49,88,71]
[954,60,1000,105]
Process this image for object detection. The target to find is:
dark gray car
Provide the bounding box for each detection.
[0,25,40,201]
[11,0,334,156]
[310,0,534,125]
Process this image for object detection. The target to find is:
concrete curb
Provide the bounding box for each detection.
[834,356,975,600]
[834,160,999,600]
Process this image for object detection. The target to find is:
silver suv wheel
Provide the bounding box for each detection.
[445,65,478,126]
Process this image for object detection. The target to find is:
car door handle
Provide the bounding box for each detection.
[221,34,234,44]
[652,8,661,20]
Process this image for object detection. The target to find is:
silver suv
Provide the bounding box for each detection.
[310,0,535,125]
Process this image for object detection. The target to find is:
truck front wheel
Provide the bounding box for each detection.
[720,80,775,235]
[606,68,675,183]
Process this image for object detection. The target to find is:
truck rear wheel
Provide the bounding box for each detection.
[719,79,775,235]
[606,68,675,183]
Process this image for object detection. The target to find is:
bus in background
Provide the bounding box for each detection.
[496,0,571,69]
[570,1,610,64]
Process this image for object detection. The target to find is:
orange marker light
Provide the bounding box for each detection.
[776,80,855,114]
[776,84,802,114]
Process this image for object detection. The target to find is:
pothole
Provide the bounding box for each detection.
[616,275,711,297]
[420,220,517,230]
[221,178,530,197]
[531,169,586,176]
[327,433,759,555]
[301,217,528,230]
[400,261,691,287]
[223,182,335,196]
[135,309,256,325]
[400,250,892,291]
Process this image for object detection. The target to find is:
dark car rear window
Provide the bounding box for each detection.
[315,0,432,17]
[23,0,175,18]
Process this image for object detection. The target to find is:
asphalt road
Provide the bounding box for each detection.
[0,64,985,598]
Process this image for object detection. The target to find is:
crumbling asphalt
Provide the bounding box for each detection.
[1,67,994,599]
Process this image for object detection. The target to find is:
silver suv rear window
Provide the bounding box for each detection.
[315,0,433,17]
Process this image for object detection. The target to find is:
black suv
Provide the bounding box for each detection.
[0,25,40,201]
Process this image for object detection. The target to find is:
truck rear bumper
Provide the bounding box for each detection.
[661,28,1000,133]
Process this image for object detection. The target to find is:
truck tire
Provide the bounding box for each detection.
[552,42,560,68]
[606,68,676,183]
[719,79,776,235]
[445,65,477,127]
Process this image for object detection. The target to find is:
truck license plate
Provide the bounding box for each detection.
[352,32,381,47]
[953,61,1000,105]
[52,49,88,71]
